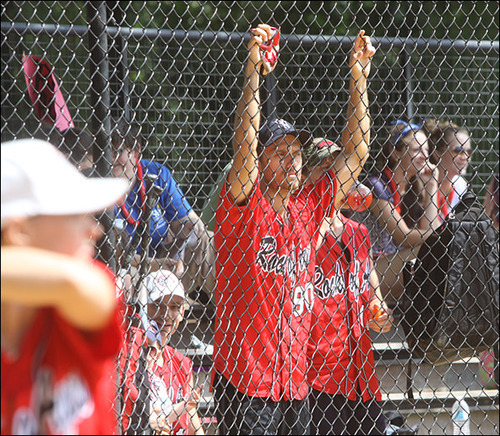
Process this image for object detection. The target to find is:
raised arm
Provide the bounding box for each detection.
[226,24,277,205]
[335,30,375,209]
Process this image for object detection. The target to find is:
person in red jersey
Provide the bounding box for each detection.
[212,24,375,435]
[120,269,204,435]
[303,138,393,435]
[1,139,129,435]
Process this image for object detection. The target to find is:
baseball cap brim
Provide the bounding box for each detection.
[1,139,129,226]
[303,137,342,168]
[259,119,312,150]
[263,129,312,149]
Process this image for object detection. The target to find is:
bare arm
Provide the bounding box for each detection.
[1,246,116,331]
[367,261,393,333]
[226,24,276,205]
[369,163,439,248]
[335,30,375,209]
[186,378,204,435]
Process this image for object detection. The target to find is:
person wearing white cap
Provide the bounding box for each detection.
[1,139,129,435]
[120,269,204,435]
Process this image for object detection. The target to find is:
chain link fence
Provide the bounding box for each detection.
[2,1,498,435]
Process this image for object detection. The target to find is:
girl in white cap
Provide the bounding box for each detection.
[1,139,129,435]
[119,269,204,435]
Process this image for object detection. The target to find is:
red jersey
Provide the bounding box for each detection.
[120,327,193,434]
[307,226,351,396]
[1,269,122,435]
[213,172,336,402]
[307,215,381,402]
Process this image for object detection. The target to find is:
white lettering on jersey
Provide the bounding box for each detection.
[11,408,38,435]
[348,258,370,300]
[256,236,311,282]
[314,262,347,299]
[11,371,94,435]
[48,373,94,434]
[292,282,315,316]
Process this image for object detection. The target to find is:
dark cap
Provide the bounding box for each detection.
[303,137,342,168]
[258,119,312,151]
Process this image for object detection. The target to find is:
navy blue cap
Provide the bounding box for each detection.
[258,119,312,150]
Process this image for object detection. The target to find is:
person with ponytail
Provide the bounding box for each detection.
[352,120,440,304]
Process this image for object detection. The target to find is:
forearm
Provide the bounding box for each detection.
[188,412,205,435]
[228,55,261,203]
[1,246,116,330]
[233,59,261,155]
[342,74,370,162]
[421,189,440,232]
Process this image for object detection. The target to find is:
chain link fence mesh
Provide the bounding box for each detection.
[2,1,498,435]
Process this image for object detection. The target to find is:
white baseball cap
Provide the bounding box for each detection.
[145,270,186,303]
[1,139,129,228]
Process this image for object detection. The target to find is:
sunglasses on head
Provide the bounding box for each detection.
[451,145,472,156]
[390,120,423,146]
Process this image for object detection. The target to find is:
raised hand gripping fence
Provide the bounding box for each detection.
[2,1,498,434]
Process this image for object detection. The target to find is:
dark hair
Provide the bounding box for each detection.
[111,118,142,152]
[34,123,93,166]
[424,119,470,165]
[380,120,426,170]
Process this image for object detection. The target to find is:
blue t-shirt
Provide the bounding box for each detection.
[116,159,193,255]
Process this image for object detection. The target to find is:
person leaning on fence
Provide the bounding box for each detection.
[119,269,204,435]
[352,120,440,304]
[424,118,473,222]
[1,139,129,434]
[211,25,374,435]
[302,139,393,435]
[110,119,215,299]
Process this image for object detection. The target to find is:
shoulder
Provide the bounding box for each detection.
[141,159,172,178]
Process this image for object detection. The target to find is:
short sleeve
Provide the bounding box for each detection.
[155,163,193,222]
[451,175,469,208]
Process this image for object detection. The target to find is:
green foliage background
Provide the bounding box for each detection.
[2,1,498,208]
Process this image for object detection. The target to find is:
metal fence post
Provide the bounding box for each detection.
[402,46,415,122]
[87,1,116,271]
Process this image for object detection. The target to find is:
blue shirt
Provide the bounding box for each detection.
[116,159,193,255]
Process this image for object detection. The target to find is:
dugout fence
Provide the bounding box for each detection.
[2,1,499,434]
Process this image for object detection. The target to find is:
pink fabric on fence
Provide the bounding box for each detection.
[23,55,74,131]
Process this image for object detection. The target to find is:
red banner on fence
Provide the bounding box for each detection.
[22,55,74,131]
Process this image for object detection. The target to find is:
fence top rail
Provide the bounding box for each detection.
[2,21,499,54]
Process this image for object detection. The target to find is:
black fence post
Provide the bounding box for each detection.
[87,1,116,271]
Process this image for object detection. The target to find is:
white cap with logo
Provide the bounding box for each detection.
[145,269,186,303]
[1,139,129,228]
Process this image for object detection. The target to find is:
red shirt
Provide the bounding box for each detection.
[1,265,122,435]
[213,172,336,401]
[307,225,351,396]
[120,327,193,435]
[343,216,382,402]
[307,215,381,402]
